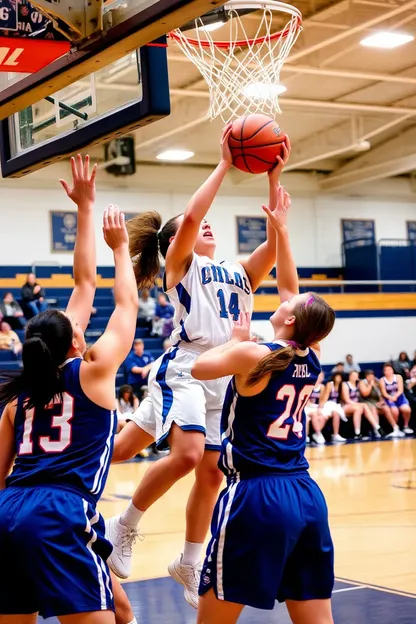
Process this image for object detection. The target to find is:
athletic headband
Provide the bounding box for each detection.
[302,295,315,307]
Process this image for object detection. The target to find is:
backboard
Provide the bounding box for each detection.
[0,0,225,177]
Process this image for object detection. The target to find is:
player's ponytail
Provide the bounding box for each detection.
[127,211,182,289]
[246,293,335,386]
[247,344,297,385]
[0,310,73,410]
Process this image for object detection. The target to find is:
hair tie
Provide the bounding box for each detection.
[287,340,299,349]
[301,295,315,308]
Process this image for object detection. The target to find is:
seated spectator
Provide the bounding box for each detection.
[137,288,156,332]
[359,370,403,438]
[341,370,384,440]
[21,273,47,318]
[162,337,172,352]
[116,384,139,432]
[304,372,326,445]
[393,351,411,378]
[0,292,26,329]
[344,353,361,374]
[331,362,345,376]
[0,321,23,357]
[321,372,348,443]
[152,293,174,338]
[380,363,413,435]
[124,339,154,400]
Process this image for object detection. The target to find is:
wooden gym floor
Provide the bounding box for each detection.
[41,439,416,623]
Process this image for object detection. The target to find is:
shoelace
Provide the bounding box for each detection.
[120,528,142,556]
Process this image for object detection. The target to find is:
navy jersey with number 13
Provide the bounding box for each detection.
[220,342,321,477]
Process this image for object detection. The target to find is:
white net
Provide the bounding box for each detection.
[170,2,302,122]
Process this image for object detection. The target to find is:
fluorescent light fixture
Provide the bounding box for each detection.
[156,149,194,162]
[197,20,224,32]
[243,82,287,99]
[360,31,414,49]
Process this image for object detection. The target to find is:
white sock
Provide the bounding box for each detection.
[182,541,203,566]
[355,428,360,435]
[374,425,380,432]
[119,501,144,528]
[127,619,137,624]
[393,425,400,430]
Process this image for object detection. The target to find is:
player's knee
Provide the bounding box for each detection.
[171,447,204,476]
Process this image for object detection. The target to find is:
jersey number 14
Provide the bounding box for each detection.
[217,289,240,321]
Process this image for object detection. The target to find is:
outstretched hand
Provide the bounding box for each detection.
[220,123,233,167]
[60,154,97,206]
[268,134,291,185]
[262,185,291,231]
[103,205,128,251]
[232,311,256,343]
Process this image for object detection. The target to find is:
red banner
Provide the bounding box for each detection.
[0,37,70,73]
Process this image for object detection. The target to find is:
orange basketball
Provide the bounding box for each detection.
[228,113,285,174]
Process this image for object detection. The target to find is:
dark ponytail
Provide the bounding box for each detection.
[0,309,73,410]
[127,211,182,289]
[246,293,335,386]
[247,344,296,386]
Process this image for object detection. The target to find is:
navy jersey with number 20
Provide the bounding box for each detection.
[220,341,321,477]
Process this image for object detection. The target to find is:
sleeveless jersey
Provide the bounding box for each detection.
[383,375,399,394]
[6,358,116,505]
[166,254,253,349]
[220,342,321,477]
[345,381,359,403]
[308,384,322,405]
[328,382,340,402]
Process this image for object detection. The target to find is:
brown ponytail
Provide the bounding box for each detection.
[247,344,296,386]
[246,293,335,386]
[127,211,182,289]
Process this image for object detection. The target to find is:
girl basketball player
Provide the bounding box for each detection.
[106,126,290,607]
[0,156,138,624]
[192,186,336,624]
[321,372,347,443]
[341,370,385,440]
[304,371,326,444]
[359,370,403,438]
[380,363,413,435]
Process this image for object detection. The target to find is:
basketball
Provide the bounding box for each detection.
[228,113,286,174]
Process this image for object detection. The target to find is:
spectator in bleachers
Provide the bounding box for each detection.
[0,292,26,329]
[304,372,326,445]
[359,370,403,438]
[331,362,345,375]
[0,321,22,357]
[152,293,174,338]
[137,288,156,332]
[125,338,154,400]
[116,384,139,432]
[393,351,411,378]
[341,370,385,440]
[380,363,413,435]
[21,273,47,318]
[344,353,361,374]
[405,365,416,424]
[321,372,347,443]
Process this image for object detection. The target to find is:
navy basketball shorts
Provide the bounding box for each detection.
[0,486,114,619]
[199,473,334,610]
[386,394,409,409]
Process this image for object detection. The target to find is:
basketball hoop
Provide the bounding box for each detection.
[169,1,302,122]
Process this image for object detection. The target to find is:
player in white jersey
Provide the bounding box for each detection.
[106,125,290,607]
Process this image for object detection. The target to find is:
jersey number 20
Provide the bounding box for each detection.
[268,384,315,440]
[19,393,74,455]
[217,289,240,321]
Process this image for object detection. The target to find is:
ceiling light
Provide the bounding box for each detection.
[353,140,371,152]
[243,83,287,99]
[360,31,414,49]
[156,149,194,162]
[197,20,225,32]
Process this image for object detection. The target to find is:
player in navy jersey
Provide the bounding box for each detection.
[380,363,413,435]
[106,127,290,606]
[192,186,336,623]
[0,155,139,624]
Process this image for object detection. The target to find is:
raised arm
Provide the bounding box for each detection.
[262,186,298,303]
[84,206,139,383]
[62,154,98,332]
[165,124,233,287]
[241,137,291,292]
